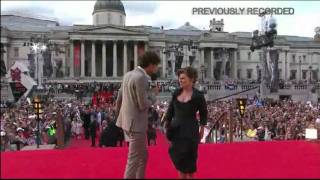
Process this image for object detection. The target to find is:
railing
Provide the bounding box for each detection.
[206,84,259,92]
[205,112,232,144]
[207,85,222,90]
[43,77,123,83]
[205,83,316,92]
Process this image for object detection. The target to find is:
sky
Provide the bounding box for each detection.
[1,0,320,37]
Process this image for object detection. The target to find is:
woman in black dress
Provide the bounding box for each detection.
[164,67,208,179]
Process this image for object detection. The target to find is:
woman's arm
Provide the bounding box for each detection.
[198,94,208,127]
[198,93,208,140]
[162,89,180,127]
[163,99,174,128]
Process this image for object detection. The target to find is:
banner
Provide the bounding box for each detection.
[138,43,145,57]
[92,91,114,106]
[74,42,81,76]
[9,82,27,102]
[225,83,236,90]
[305,128,317,140]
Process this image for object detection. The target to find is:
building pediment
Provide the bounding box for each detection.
[72,25,147,35]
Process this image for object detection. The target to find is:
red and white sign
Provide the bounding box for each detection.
[11,67,21,82]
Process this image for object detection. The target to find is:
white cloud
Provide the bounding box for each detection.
[1,0,319,37]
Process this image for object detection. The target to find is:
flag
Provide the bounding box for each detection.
[73,43,81,68]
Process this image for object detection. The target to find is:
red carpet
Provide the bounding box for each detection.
[1,132,320,179]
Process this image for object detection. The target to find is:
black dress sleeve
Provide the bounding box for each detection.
[164,95,175,124]
[163,88,180,126]
[198,93,208,126]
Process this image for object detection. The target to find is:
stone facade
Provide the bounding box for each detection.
[1,1,320,83]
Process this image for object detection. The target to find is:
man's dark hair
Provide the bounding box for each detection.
[138,51,161,68]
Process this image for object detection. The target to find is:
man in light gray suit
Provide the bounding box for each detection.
[116,51,161,179]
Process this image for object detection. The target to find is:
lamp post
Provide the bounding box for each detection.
[33,96,43,148]
[284,50,288,81]
[24,35,48,89]
[236,98,247,141]
[24,35,63,87]
[250,11,277,99]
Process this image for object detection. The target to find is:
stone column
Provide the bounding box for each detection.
[196,49,201,74]
[278,51,286,79]
[221,48,227,79]
[162,48,166,78]
[62,45,66,77]
[183,45,188,68]
[80,40,85,77]
[200,48,205,79]
[233,49,238,79]
[200,48,204,65]
[91,41,96,77]
[285,51,289,80]
[69,41,74,78]
[102,41,107,77]
[51,50,56,78]
[144,41,148,52]
[113,40,118,77]
[286,51,290,80]
[134,41,138,68]
[317,53,320,80]
[308,53,313,81]
[170,52,176,78]
[298,56,301,81]
[220,48,224,79]
[210,48,214,79]
[123,40,128,75]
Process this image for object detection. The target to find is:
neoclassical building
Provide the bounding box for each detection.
[1,0,320,84]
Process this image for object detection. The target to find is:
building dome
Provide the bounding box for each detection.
[93,0,126,15]
[92,0,126,26]
[178,22,199,31]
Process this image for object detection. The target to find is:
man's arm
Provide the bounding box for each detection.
[115,83,123,115]
[147,87,158,105]
[135,76,153,111]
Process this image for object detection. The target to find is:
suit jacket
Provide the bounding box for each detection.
[90,120,98,135]
[116,67,157,133]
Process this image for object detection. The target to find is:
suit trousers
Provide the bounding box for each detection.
[124,131,148,179]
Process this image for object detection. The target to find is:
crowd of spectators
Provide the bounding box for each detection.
[0,97,74,151]
[204,98,320,142]
[0,94,160,151]
[1,80,319,151]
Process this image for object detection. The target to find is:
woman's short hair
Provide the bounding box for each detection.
[138,51,161,68]
[177,66,198,83]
